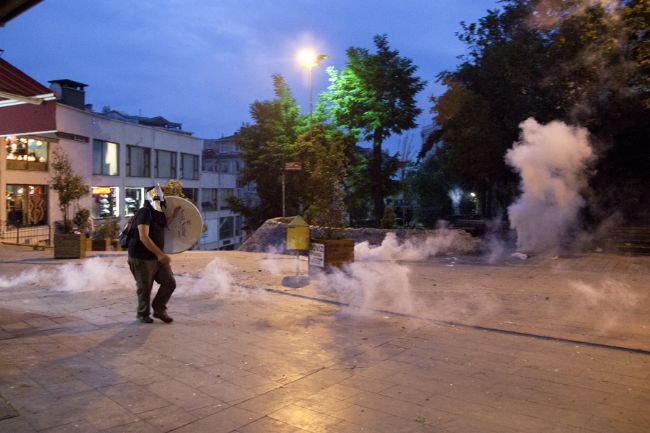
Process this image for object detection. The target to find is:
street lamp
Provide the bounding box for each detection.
[296,49,327,132]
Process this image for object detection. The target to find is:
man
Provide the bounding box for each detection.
[128,185,179,324]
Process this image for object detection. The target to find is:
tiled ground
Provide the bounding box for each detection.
[0,247,649,432]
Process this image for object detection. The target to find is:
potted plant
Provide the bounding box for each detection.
[50,148,89,259]
[92,218,120,251]
[294,125,355,271]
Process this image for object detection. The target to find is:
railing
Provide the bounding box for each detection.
[0,222,52,247]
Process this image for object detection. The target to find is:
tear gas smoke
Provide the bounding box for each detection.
[315,261,414,316]
[355,229,470,261]
[506,118,594,253]
[531,0,622,29]
[180,257,242,297]
[0,257,132,291]
[569,279,641,331]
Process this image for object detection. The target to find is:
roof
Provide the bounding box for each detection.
[0,0,42,26]
[0,57,54,107]
[48,79,88,89]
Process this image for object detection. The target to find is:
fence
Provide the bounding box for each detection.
[0,222,52,247]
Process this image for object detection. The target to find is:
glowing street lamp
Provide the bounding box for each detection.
[296,49,327,131]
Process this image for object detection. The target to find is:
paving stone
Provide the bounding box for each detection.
[171,405,262,433]
[269,404,343,433]
[238,415,312,433]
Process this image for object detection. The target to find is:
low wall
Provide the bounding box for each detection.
[238,217,477,255]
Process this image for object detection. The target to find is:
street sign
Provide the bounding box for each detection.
[284,162,303,171]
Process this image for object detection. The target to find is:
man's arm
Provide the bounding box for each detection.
[138,224,171,264]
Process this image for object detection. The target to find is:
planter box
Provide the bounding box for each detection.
[54,233,86,259]
[91,239,111,251]
[309,238,354,273]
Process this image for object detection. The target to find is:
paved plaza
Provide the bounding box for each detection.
[0,245,649,433]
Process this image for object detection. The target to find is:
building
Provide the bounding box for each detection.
[0,58,244,249]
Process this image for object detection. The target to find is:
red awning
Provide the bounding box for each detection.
[0,57,55,106]
[0,58,56,135]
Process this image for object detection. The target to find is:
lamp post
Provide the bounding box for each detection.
[297,50,327,133]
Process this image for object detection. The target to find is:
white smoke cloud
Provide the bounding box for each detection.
[531,0,622,29]
[0,257,132,292]
[315,261,415,316]
[355,230,471,262]
[569,279,641,331]
[181,257,242,297]
[506,118,594,253]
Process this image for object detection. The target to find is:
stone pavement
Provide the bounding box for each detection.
[0,245,649,432]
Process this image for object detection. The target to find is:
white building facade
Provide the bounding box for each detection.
[1,70,244,250]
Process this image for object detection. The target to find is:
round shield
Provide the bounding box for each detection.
[163,196,203,253]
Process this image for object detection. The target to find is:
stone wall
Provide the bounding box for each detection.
[238,217,478,255]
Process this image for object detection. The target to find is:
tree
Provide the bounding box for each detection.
[235,74,306,228]
[323,34,426,221]
[294,124,355,228]
[50,147,89,233]
[427,0,650,221]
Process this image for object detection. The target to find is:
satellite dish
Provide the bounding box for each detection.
[163,196,203,254]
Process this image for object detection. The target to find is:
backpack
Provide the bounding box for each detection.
[118,209,139,248]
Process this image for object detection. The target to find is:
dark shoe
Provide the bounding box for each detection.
[153,311,174,323]
[138,315,154,324]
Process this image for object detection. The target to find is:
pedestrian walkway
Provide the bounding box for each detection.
[1,247,649,432]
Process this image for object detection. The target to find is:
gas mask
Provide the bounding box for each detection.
[145,184,166,213]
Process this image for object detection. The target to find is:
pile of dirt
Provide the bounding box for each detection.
[239,217,477,254]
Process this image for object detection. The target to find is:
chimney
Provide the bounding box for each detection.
[48,79,87,110]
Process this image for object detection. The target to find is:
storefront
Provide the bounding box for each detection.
[5,184,48,228]
[124,187,145,216]
[90,186,119,219]
[4,136,49,171]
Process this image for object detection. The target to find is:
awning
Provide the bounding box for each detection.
[0,0,43,27]
[0,57,55,107]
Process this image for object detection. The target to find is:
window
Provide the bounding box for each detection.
[219,216,234,239]
[6,185,48,228]
[125,187,145,216]
[218,188,234,210]
[155,150,177,179]
[182,188,198,205]
[91,186,119,219]
[93,139,119,175]
[235,215,242,236]
[5,136,49,171]
[126,145,150,177]
[180,153,199,180]
[201,188,218,211]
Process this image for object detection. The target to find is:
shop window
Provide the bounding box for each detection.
[127,145,150,177]
[156,150,177,179]
[92,186,119,219]
[4,136,48,171]
[201,188,218,211]
[180,153,199,180]
[219,216,234,239]
[125,187,145,216]
[93,140,119,175]
[5,185,48,228]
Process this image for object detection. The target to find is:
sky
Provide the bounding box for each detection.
[1,0,501,154]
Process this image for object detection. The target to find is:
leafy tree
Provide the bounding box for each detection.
[50,148,89,233]
[234,74,306,228]
[427,0,650,221]
[294,124,355,228]
[344,146,400,226]
[161,179,187,198]
[410,152,453,227]
[379,204,398,229]
[323,34,426,221]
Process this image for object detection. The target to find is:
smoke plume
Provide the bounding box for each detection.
[506,118,594,253]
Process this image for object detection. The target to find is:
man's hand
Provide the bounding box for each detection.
[158,253,171,265]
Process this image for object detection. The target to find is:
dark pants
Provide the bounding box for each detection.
[128,257,176,318]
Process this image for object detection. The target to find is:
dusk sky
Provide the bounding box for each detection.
[2,0,500,153]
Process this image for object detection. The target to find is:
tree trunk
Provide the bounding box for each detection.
[371,128,384,222]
